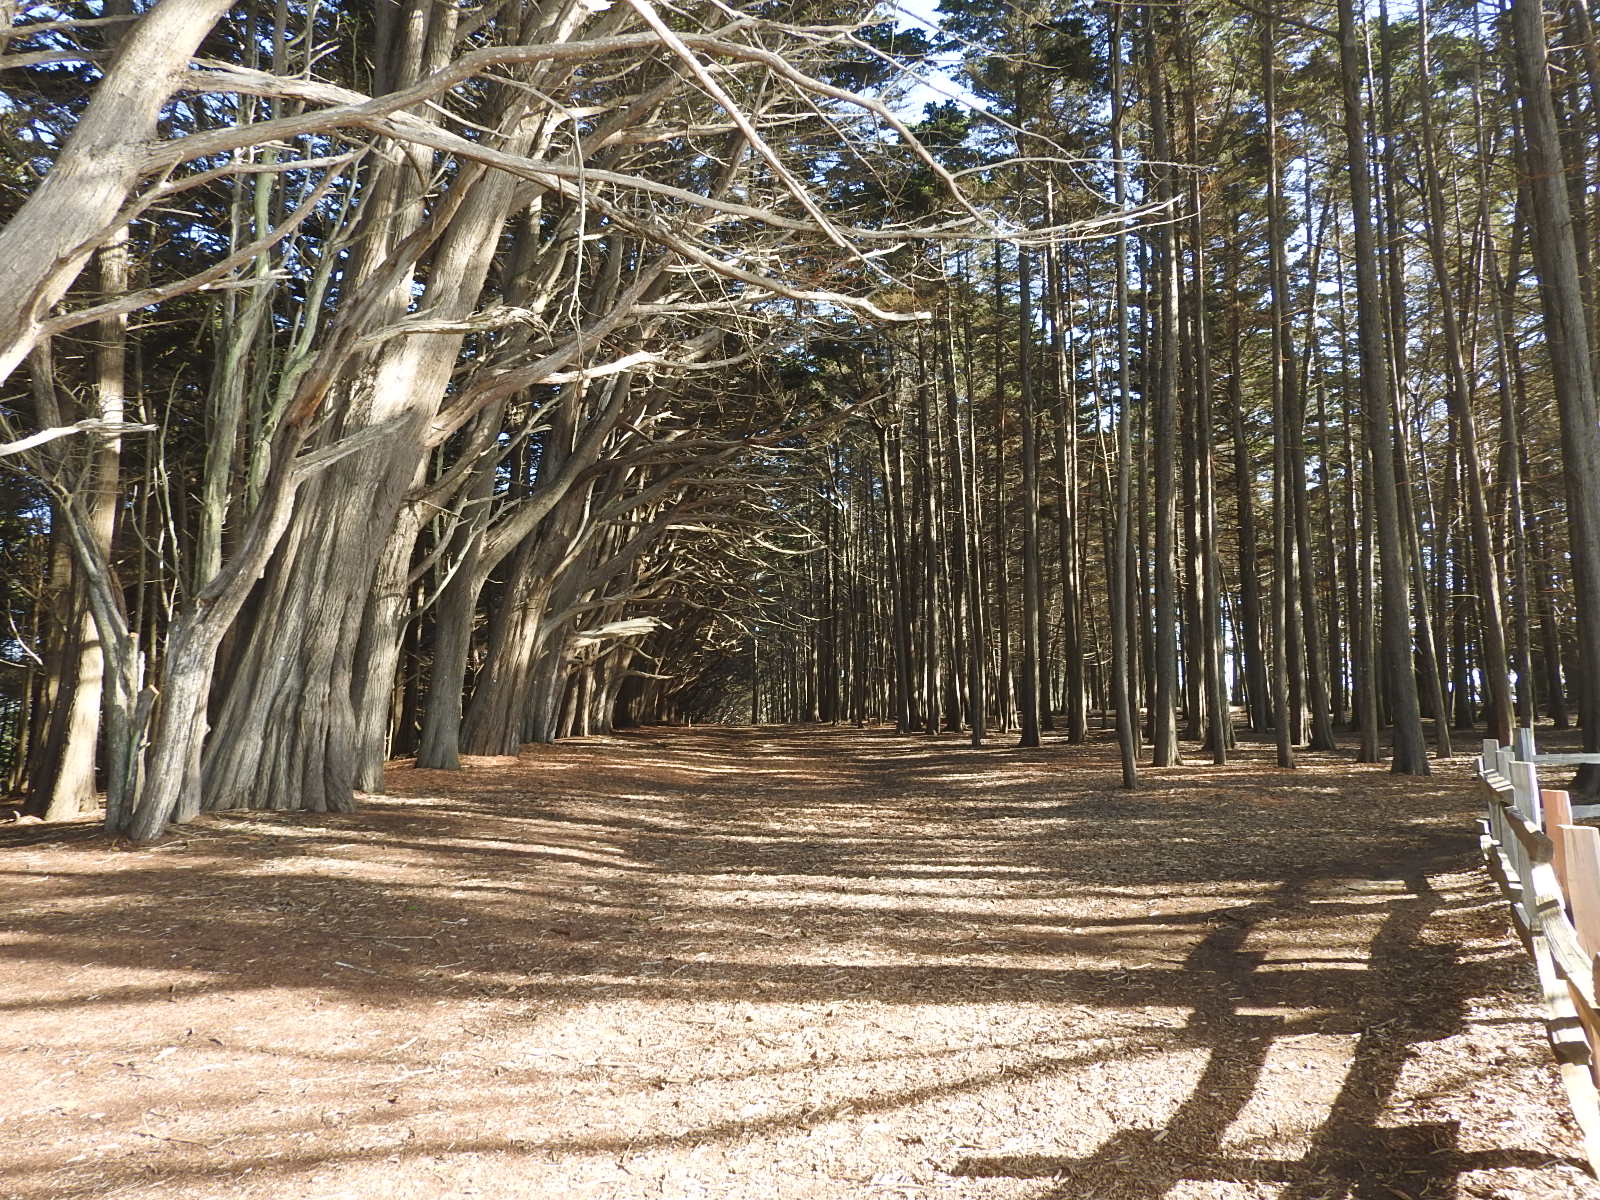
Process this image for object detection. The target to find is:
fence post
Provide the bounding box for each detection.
[1476,730,1600,1167]
[1510,760,1545,937]
[1516,725,1538,762]
[1512,758,1543,833]
[1555,824,1600,1096]
[1548,791,1576,885]
[1561,826,1600,956]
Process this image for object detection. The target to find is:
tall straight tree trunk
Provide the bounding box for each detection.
[1371,0,1451,758]
[957,264,989,743]
[992,243,1014,733]
[1017,248,1043,748]
[916,364,943,737]
[1262,14,1295,769]
[1136,254,1154,737]
[1225,237,1268,735]
[1530,504,1571,728]
[1416,0,1513,743]
[1148,31,1181,767]
[1392,417,1453,755]
[32,233,128,820]
[1180,317,1205,742]
[1185,66,1229,764]
[939,273,984,745]
[1287,210,1338,752]
[1050,225,1087,743]
[1488,224,1540,726]
[1335,0,1430,773]
[885,406,915,732]
[1332,224,1380,758]
[1109,4,1138,788]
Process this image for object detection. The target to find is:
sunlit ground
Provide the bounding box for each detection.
[0,725,1592,1199]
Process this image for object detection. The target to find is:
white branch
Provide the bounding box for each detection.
[0,419,156,459]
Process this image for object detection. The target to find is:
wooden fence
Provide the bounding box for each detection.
[1477,729,1600,1169]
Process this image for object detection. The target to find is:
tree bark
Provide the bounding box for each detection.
[1417,0,1513,743]
[1109,4,1138,788]
[0,0,236,385]
[1262,14,1295,769]
[1335,0,1430,773]
[1149,31,1181,767]
[1510,0,1600,777]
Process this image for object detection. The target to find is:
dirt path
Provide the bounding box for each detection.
[3,727,1595,1199]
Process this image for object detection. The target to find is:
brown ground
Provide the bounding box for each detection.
[2,725,1596,1200]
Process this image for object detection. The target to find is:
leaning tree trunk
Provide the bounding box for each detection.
[461,533,557,757]
[200,76,536,811]
[201,405,428,813]
[1510,0,1600,784]
[0,0,236,384]
[28,229,129,820]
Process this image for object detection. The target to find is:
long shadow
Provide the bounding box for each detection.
[952,863,1583,1197]
[0,724,1583,1199]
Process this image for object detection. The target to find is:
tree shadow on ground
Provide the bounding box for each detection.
[0,724,1587,1199]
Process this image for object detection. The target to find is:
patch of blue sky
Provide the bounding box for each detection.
[876,0,982,120]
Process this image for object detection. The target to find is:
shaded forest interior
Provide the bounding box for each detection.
[4,0,1600,841]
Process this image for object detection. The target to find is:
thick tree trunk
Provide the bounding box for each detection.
[1510,0,1600,777]
[202,417,423,812]
[201,63,534,809]
[352,495,427,791]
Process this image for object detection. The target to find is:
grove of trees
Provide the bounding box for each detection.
[3,0,1600,839]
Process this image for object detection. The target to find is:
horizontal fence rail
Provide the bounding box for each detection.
[1477,730,1600,1171]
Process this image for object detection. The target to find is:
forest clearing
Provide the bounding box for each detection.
[3,726,1595,1200]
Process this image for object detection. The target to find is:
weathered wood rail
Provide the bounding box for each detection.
[1477,730,1600,1170]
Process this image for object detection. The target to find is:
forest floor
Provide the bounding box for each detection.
[3,725,1598,1200]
